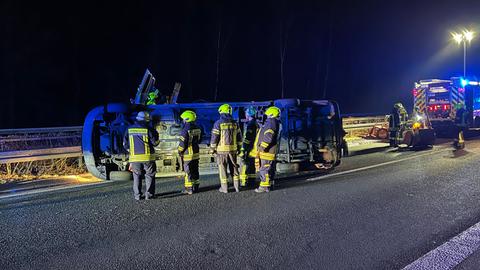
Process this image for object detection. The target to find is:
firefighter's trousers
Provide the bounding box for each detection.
[216,153,239,185]
[389,128,398,146]
[183,159,199,189]
[259,159,276,188]
[240,156,256,186]
[131,161,156,199]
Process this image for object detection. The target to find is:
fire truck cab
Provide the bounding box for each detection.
[413,77,480,134]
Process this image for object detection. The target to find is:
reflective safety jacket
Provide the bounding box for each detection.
[178,122,202,161]
[210,114,242,153]
[240,119,258,158]
[253,117,280,160]
[123,122,159,163]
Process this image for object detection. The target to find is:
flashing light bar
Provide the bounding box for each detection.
[469,81,479,86]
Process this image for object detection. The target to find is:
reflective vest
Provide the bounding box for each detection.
[178,122,202,161]
[123,123,159,162]
[210,114,242,153]
[253,117,280,160]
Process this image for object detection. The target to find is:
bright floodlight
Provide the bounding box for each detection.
[452,32,464,44]
[464,30,475,42]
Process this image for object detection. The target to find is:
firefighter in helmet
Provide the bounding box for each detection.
[453,102,468,149]
[123,111,159,200]
[178,110,202,194]
[210,104,242,193]
[389,102,408,147]
[254,106,281,193]
[239,106,259,188]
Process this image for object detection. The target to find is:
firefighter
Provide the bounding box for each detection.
[210,104,242,193]
[178,110,202,194]
[254,106,281,193]
[389,102,408,147]
[239,106,259,188]
[123,111,159,200]
[453,102,468,149]
[146,89,159,105]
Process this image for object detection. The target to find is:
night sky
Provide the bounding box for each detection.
[1,0,480,128]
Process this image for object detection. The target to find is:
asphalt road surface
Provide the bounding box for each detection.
[1,140,480,269]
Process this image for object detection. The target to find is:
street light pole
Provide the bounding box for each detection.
[464,40,467,77]
[452,30,474,78]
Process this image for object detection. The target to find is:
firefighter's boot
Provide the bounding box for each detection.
[254,186,269,193]
[233,180,240,193]
[193,184,200,193]
[183,187,193,195]
[218,183,228,193]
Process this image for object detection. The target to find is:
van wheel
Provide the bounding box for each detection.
[109,171,133,181]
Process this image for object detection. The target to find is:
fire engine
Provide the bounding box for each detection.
[413,77,480,134]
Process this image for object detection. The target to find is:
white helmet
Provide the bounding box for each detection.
[136,111,150,121]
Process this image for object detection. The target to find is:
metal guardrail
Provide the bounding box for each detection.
[0,126,82,136]
[342,115,389,131]
[0,126,83,164]
[0,146,82,164]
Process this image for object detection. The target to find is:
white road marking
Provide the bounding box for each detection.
[305,149,451,182]
[403,221,480,270]
[0,181,110,200]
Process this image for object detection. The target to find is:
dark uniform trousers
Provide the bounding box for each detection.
[217,153,240,184]
[183,159,199,188]
[240,157,256,186]
[131,161,156,199]
[259,159,275,188]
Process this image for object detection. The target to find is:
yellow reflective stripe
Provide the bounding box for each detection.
[243,139,250,144]
[260,173,270,187]
[217,145,237,152]
[143,135,149,155]
[220,123,236,130]
[233,176,240,180]
[248,174,257,178]
[178,146,184,151]
[212,129,220,134]
[129,154,155,162]
[260,142,269,148]
[259,152,275,160]
[220,177,228,184]
[128,128,148,134]
[264,129,274,135]
[179,136,185,141]
[184,174,193,187]
[129,135,134,154]
[183,153,200,161]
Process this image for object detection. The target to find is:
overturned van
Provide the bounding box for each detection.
[82,71,347,180]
